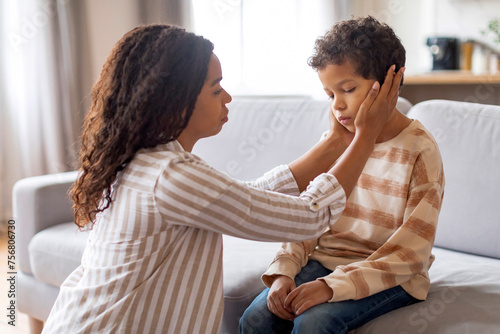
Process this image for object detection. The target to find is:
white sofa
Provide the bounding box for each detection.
[14,97,500,333]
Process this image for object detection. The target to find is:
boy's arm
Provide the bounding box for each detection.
[262,239,318,320]
[282,157,444,316]
[261,239,319,287]
[320,165,445,302]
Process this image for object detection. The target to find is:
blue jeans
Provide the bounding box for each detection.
[239,260,418,334]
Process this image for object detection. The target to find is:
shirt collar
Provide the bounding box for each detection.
[140,139,185,155]
[166,139,185,152]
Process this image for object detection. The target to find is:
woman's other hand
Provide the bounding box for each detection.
[354,65,405,141]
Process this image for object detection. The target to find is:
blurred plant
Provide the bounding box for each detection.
[482,18,500,44]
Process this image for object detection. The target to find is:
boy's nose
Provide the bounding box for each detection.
[331,96,346,111]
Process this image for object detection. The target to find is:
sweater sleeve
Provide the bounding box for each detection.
[154,153,346,242]
[320,162,444,302]
[261,239,318,287]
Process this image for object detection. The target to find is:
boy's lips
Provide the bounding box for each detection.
[338,116,352,125]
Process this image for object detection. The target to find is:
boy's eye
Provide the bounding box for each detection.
[214,88,223,95]
[344,87,356,93]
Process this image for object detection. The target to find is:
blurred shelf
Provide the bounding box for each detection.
[405,71,500,85]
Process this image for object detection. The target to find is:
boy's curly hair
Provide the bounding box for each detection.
[71,25,214,229]
[308,16,405,87]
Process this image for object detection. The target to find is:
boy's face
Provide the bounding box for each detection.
[318,61,376,133]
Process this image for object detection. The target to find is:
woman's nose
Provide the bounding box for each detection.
[224,89,232,104]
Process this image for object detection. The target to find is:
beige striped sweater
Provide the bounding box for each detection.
[263,120,445,302]
[42,140,346,334]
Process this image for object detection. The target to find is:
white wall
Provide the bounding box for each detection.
[84,0,140,82]
[82,0,500,89]
[350,0,500,74]
[192,0,340,97]
[433,0,500,45]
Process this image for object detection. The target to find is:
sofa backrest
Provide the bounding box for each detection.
[193,96,331,181]
[194,96,413,182]
[197,96,500,259]
[407,100,500,259]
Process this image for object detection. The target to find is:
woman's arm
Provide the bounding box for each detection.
[155,155,345,242]
[288,97,352,193]
[289,130,347,193]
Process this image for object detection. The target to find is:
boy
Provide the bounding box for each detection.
[240,16,444,333]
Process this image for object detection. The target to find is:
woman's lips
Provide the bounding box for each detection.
[222,108,229,122]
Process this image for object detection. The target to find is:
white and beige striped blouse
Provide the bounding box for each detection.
[264,120,445,302]
[42,140,346,334]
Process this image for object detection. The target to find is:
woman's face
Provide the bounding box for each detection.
[317,61,376,133]
[178,53,232,150]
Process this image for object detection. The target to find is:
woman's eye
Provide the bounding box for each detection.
[214,88,223,95]
[344,87,355,93]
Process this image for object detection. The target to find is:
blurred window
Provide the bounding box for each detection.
[192,0,338,97]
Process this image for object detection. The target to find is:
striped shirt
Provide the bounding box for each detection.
[263,120,445,302]
[42,140,346,334]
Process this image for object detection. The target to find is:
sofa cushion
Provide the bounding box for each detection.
[29,222,89,287]
[396,96,413,115]
[222,235,281,333]
[407,100,500,259]
[352,247,500,334]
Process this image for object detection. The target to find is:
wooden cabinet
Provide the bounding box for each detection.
[401,71,500,105]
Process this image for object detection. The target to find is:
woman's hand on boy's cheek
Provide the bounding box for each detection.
[328,107,354,145]
[284,280,333,316]
[267,275,297,320]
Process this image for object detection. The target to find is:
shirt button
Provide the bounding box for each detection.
[312,202,319,209]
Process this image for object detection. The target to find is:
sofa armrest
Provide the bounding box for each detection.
[13,171,78,274]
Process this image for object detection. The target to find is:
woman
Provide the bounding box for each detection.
[42,25,403,333]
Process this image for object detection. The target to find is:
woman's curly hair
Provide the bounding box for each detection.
[308,16,405,87]
[71,25,214,229]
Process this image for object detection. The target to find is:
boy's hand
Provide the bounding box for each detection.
[354,65,405,141]
[267,276,296,320]
[284,280,333,316]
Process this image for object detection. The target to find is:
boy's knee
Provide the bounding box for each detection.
[293,308,347,334]
[239,305,269,331]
